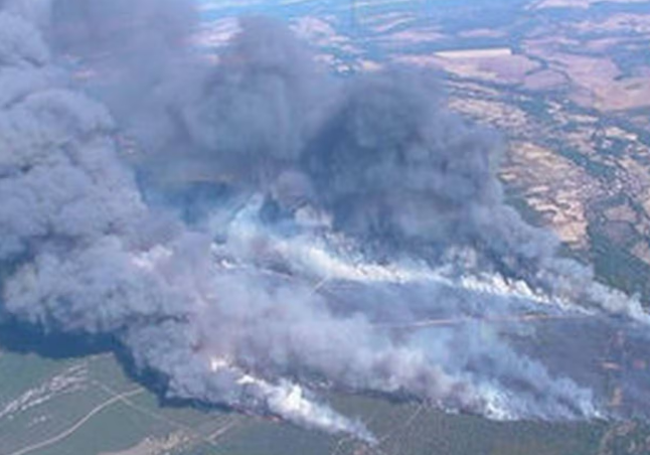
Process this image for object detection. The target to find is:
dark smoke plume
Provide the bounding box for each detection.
[0,0,648,443]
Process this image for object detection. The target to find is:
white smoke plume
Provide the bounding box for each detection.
[0,1,649,444]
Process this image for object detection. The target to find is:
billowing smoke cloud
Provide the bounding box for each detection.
[1,1,649,445]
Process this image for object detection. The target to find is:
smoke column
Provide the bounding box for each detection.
[1,0,649,443]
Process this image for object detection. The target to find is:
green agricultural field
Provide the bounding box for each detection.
[0,350,610,455]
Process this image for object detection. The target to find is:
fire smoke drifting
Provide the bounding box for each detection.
[0,0,649,443]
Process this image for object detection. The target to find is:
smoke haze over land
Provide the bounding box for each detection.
[1,0,649,443]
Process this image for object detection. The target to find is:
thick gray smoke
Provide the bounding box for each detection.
[1,1,649,444]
